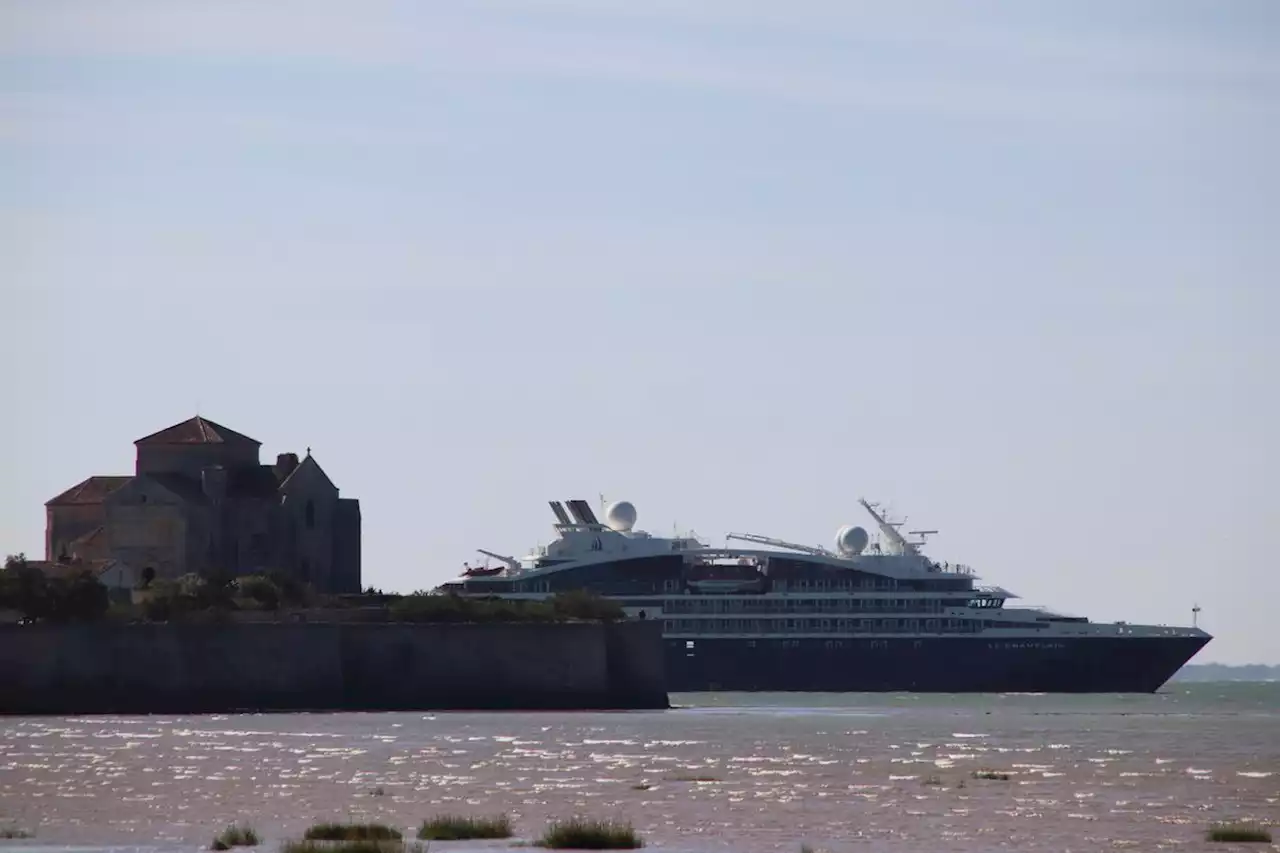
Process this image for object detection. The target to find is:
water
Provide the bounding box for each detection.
[1,684,1276,852]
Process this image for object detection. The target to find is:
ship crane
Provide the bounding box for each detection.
[476,549,521,572]
[858,498,932,555]
[725,532,834,558]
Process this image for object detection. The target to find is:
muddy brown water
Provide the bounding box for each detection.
[1,685,1276,852]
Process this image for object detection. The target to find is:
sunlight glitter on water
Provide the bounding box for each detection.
[2,686,1279,853]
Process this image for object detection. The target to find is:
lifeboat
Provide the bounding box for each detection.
[462,565,504,577]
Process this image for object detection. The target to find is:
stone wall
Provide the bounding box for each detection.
[0,621,667,714]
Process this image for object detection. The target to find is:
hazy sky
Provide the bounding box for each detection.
[2,1,1276,664]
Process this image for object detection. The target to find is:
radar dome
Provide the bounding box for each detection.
[835,525,869,556]
[605,500,638,532]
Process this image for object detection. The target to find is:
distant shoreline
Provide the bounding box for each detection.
[1172,663,1279,682]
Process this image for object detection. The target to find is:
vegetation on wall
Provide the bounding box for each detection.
[3,554,627,625]
[388,589,625,623]
[1,554,109,623]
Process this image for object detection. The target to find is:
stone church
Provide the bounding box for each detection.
[44,416,361,594]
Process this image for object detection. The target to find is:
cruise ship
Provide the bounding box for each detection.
[438,498,1210,693]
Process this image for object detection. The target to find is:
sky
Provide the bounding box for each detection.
[1,1,1276,665]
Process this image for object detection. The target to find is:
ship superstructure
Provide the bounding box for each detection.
[439,498,1210,693]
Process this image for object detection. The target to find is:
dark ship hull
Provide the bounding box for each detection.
[665,634,1210,693]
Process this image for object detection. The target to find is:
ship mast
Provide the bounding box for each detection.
[858,498,917,556]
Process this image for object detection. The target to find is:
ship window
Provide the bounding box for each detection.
[815,580,826,590]
[686,640,695,649]
[926,619,939,631]
[821,619,831,630]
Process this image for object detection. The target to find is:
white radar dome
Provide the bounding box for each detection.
[605,500,638,532]
[835,525,869,556]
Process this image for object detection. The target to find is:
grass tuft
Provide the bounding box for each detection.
[303,822,403,842]
[1206,821,1272,843]
[417,814,513,841]
[538,817,643,849]
[0,824,34,839]
[211,823,259,849]
[970,769,1011,781]
[921,775,943,786]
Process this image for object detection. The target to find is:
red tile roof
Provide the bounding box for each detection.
[46,475,132,507]
[135,416,260,446]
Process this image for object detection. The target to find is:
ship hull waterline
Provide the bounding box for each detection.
[664,635,1209,693]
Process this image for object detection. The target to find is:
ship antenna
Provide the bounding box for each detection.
[1192,603,1201,628]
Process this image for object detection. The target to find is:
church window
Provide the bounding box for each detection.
[305,499,315,529]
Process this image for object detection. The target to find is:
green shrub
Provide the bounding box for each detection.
[538,817,643,849]
[303,822,402,841]
[1206,821,1272,843]
[417,813,512,840]
[211,823,259,849]
[0,558,108,623]
[549,590,625,622]
[233,575,280,610]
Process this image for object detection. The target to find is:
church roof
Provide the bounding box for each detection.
[135,416,260,447]
[46,475,132,507]
[69,526,107,549]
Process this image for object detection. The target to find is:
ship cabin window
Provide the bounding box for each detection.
[663,579,678,592]
[814,579,826,590]
[907,619,920,632]
[926,619,939,631]
[820,619,831,630]
[685,640,695,649]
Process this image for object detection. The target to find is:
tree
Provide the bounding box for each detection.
[0,558,108,623]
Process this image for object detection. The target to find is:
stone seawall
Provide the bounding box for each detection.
[0,621,668,714]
